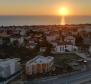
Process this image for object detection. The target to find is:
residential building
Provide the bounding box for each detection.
[64,35,76,45]
[0,58,21,84]
[55,42,78,53]
[26,56,54,75]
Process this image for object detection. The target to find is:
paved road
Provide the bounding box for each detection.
[24,70,91,84]
[75,52,86,58]
[75,52,91,61]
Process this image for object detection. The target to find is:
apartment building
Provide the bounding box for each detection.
[26,56,54,75]
[0,58,21,84]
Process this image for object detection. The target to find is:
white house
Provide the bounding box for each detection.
[20,29,26,36]
[64,35,76,45]
[46,34,58,42]
[55,43,78,53]
[26,56,54,75]
[55,45,65,53]
[40,47,47,53]
[51,41,57,47]
[10,37,24,45]
[10,37,18,43]
[18,37,24,45]
[0,58,21,84]
[65,44,78,52]
[26,42,37,49]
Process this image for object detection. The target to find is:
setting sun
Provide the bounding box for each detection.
[59,7,69,16]
[58,6,70,25]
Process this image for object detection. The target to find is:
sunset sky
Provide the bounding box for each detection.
[0,0,91,16]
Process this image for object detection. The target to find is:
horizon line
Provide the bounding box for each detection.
[0,15,91,17]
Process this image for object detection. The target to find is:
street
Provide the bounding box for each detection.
[24,70,91,84]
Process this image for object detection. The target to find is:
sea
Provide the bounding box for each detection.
[0,16,91,26]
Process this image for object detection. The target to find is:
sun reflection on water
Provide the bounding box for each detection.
[61,16,65,25]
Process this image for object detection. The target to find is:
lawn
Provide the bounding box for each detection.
[53,53,82,65]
